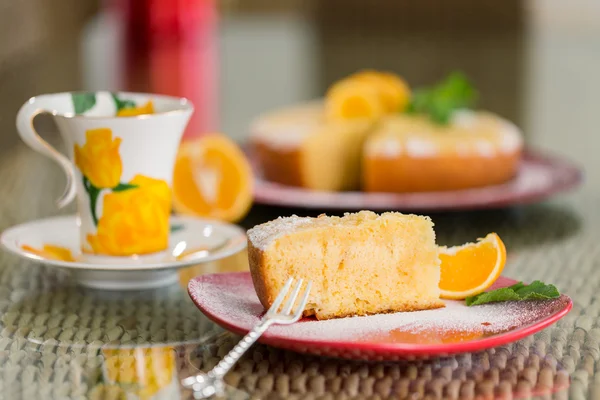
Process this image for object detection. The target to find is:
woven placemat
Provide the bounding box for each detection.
[0,145,595,399]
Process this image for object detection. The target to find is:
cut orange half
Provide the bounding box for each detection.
[172,135,253,222]
[439,233,507,300]
[325,78,386,121]
[350,70,411,113]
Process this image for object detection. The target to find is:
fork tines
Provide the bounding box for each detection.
[265,277,312,323]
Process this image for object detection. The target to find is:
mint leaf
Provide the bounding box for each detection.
[514,280,560,299]
[465,287,521,306]
[505,281,526,292]
[466,281,560,306]
[406,71,477,125]
[72,93,96,114]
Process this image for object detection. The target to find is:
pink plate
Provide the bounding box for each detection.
[188,272,572,361]
[251,151,582,211]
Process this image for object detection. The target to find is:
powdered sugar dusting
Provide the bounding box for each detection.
[499,121,524,154]
[365,137,403,158]
[475,140,496,158]
[451,109,479,128]
[189,273,570,343]
[246,215,314,250]
[251,122,315,149]
[405,137,438,158]
[189,273,265,323]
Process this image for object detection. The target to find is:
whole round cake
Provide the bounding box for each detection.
[250,71,523,193]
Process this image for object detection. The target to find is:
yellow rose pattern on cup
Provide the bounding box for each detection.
[74,127,171,256]
[95,347,175,400]
[74,128,123,189]
[116,100,154,117]
[87,175,171,256]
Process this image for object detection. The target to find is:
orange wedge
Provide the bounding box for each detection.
[439,233,506,300]
[172,135,253,222]
[350,70,411,113]
[325,78,386,121]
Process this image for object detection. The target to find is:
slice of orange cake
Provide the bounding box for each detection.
[247,211,443,320]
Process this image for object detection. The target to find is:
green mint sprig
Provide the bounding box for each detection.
[406,71,477,125]
[465,280,560,306]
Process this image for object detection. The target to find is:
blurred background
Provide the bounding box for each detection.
[0,0,597,174]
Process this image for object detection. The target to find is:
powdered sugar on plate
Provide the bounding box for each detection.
[189,273,570,345]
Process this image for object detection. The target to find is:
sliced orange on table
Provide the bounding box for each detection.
[172,134,253,222]
[438,233,507,300]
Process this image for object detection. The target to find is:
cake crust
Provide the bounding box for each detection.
[247,240,272,311]
[252,142,305,188]
[364,152,521,192]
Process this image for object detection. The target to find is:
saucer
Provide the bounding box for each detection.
[1,215,247,290]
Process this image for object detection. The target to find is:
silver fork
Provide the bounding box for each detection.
[182,277,312,399]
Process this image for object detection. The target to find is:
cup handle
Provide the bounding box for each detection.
[16,98,76,208]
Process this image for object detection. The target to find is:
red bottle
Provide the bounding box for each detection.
[119,0,218,140]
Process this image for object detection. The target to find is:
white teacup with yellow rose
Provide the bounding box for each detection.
[16,91,190,260]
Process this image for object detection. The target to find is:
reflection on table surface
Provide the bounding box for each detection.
[0,246,248,398]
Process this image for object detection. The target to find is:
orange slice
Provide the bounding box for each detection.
[172,135,253,222]
[439,233,507,300]
[351,70,411,113]
[325,78,386,121]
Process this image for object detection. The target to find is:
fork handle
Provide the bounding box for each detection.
[209,319,272,378]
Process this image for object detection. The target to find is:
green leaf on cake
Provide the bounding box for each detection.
[406,71,477,125]
[466,280,560,306]
[72,93,97,115]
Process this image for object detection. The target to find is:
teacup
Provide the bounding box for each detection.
[16,91,193,258]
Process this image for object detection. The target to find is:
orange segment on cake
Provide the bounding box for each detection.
[247,211,443,320]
